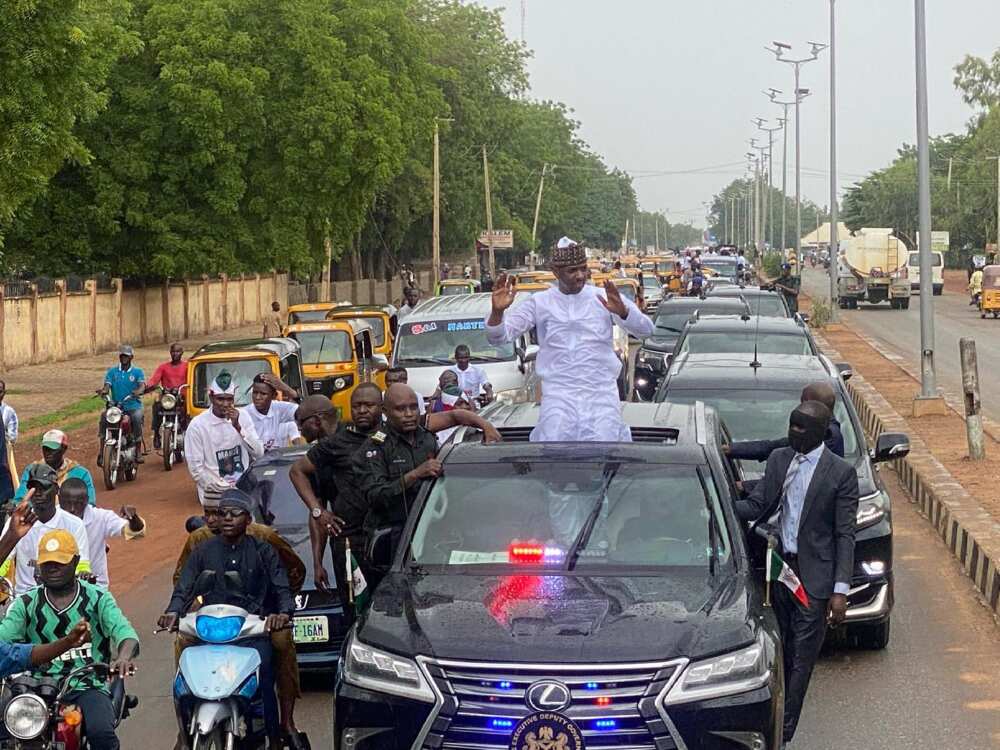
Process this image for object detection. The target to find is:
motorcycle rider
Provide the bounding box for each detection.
[0,529,139,750]
[96,344,146,466]
[14,429,96,505]
[143,343,187,450]
[159,489,293,750]
[1,464,92,595]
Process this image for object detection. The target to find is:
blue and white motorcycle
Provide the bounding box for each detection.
[171,604,270,750]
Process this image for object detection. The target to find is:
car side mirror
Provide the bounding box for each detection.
[368,527,396,571]
[664,353,674,368]
[872,432,910,463]
[371,353,389,371]
[797,312,810,324]
[836,362,853,381]
[523,344,540,363]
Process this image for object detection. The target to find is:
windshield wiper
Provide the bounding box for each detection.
[399,356,452,365]
[470,355,506,362]
[656,326,683,334]
[565,463,620,571]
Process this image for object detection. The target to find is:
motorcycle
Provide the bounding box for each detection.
[98,394,141,491]
[158,385,188,472]
[0,662,137,749]
[166,601,273,750]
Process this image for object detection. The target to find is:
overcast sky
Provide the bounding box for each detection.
[481,0,1000,228]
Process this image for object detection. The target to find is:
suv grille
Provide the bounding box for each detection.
[420,659,683,750]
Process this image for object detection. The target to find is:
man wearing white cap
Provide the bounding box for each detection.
[486,236,653,441]
[14,429,96,506]
[185,372,264,505]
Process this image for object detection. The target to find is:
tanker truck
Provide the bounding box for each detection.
[837,228,910,309]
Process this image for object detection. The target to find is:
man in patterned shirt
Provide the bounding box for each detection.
[0,530,139,750]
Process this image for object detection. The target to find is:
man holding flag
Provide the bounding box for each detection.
[735,401,859,748]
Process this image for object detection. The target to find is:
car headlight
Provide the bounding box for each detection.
[160,393,177,410]
[856,490,889,529]
[334,377,347,390]
[663,631,771,706]
[342,632,435,703]
[4,694,48,739]
[105,406,122,424]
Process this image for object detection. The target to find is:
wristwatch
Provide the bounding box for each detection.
[311,507,323,519]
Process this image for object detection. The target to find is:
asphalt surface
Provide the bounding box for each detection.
[800,266,1000,423]
[109,467,1000,750]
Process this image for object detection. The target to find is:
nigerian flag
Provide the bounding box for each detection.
[767,547,809,607]
[346,544,370,612]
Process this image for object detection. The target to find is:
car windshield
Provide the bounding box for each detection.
[641,275,661,290]
[440,285,472,296]
[395,319,514,365]
[192,358,271,408]
[408,462,731,572]
[237,455,336,590]
[654,306,743,334]
[702,259,738,280]
[666,389,860,477]
[289,310,330,323]
[333,315,385,347]
[679,331,812,356]
[615,284,637,301]
[290,330,353,365]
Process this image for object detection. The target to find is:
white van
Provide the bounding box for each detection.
[908,250,943,295]
[391,293,539,405]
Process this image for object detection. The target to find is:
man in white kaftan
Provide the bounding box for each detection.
[485,237,653,442]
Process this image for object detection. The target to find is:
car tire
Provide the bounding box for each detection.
[933,285,943,296]
[855,618,890,650]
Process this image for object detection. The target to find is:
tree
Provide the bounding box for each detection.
[0,0,138,246]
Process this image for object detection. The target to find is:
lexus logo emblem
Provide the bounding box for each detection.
[525,680,572,712]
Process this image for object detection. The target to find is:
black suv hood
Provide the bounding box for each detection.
[357,570,756,664]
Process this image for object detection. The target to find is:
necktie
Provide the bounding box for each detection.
[783,454,809,497]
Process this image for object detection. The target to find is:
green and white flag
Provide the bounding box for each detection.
[767,547,809,607]
[346,541,370,612]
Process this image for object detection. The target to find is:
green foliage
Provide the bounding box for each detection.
[0,0,139,245]
[707,178,827,252]
[762,251,784,279]
[808,298,831,330]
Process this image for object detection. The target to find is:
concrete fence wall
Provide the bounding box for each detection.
[288,271,434,308]
[0,273,288,370]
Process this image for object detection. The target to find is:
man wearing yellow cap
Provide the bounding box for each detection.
[0,529,139,750]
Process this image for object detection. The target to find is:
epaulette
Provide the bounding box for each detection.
[371,431,387,444]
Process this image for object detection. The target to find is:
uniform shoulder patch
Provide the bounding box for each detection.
[371,431,387,444]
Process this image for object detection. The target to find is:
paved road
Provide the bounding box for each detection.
[107,463,999,750]
[801,267,1000,423]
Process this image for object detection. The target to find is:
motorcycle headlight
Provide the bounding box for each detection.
[195,614,246,644]
[856,490,889,530]
[160,393,177,410]
[342,631,434,703]
[4,693,48,740]
[105,406,123,425]
[664,631,770,706]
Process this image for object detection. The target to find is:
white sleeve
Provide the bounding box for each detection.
[614,297,654,338]
[274,400,300,423]
[73,522,91,568]
[238,410,265,459]
[101,509,129,538]
[485,295,537,346]
[184,420,218,490]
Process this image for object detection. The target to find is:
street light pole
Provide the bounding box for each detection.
[530,163,548,270]
[914,0,937,398]
[829,0,840,320]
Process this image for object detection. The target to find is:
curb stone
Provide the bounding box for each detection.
[815,332,1000,624]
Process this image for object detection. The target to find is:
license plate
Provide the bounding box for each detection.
[292,615,329,644]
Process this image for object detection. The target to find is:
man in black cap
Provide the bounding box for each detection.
[159,488,293,749]
[734,401,859,747]
[486,236,653,441]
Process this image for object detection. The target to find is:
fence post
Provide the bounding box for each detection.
[56,279,67,360]
[29,283,39,365]
[182,279,191,339]
[255,273,262,323]
[960,337,986,460]
[162,278,171,343]
[114,278,123,347]
[239,273,246,325]
[201,275,211,334]
[139,280,148,346]
[87,279,97,355]
[220,273,229,331]
[0,285,6,371]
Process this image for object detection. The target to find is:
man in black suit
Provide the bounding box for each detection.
[735,401,860,746]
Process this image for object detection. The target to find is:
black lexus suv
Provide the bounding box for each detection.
[656,352,910,650]
[335,402,785,750]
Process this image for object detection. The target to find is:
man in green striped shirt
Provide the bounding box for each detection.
[0,529,139,750]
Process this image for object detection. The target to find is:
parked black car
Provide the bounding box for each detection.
[633,296,751,401]
[656,352,909,649]
[238,446,351,671]
[705,286,792,318]
[670,315,818,362]
[335,402,785,750]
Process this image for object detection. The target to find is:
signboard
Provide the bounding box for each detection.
[917,231,950,255]
[478,230,514,249]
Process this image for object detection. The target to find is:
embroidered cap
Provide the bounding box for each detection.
[551,237,586,267]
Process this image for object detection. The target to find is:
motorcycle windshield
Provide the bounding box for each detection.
[179,645,260,700]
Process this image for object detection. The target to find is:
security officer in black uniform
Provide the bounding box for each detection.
[354,384,441,558]
[771,262,800,313]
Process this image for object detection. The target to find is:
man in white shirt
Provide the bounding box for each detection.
[486,237,653,441]
[58,478,145,588]
[0,465,90,595]
[243,373,301,451]
[186,373,265,505]
[398,287,421,321]
[0,380,18,445]
[448,345,493,405]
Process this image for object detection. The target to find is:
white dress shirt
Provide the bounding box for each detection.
[185,408,264,505]
[485,284,653,441]
[242,400,300,451]
[447,364,490,402]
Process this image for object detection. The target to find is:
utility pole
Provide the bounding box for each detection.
[433,121,442,285]
[530,163,548,271]
[996,156,1000,253]
[730,196,736,246]
[829,0,840,320]
[914,0,939,405]
[482,145,495,277]
[655,217,660,252]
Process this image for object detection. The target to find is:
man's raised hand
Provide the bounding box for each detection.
[491,274,517,315]
[600,279,628,319]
